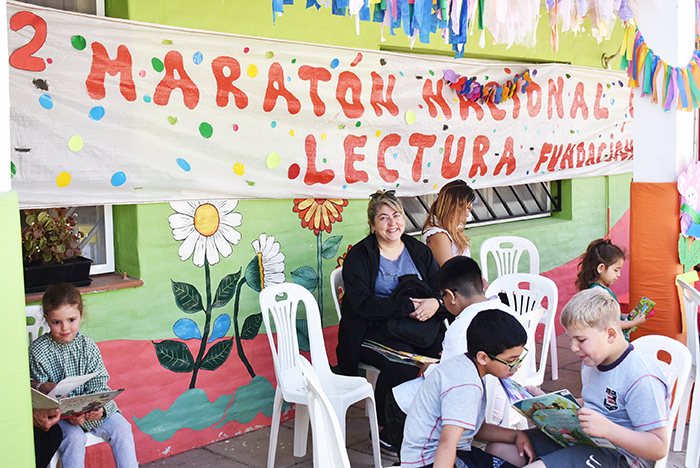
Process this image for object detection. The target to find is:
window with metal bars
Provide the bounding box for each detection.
[401,180,562,235]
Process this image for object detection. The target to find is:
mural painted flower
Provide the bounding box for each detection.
[249,234,286,289]
[337,244,353,268]
[291,198,347,325]
[169,200,242,267]
[292,198,347,235]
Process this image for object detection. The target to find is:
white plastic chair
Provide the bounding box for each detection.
[674,279,700,468]
[484,307,545,429]
[329,267,380,391]
[26,305,108,468]
[259,282,381,468]
[479,236,558,381]
[633,335,692,468]
[298,355,352,468]
[485,273,559,386]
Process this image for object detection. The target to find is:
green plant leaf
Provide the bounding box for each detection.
[245,255,262,292]
[171,280,204,313]
[152,340,195,372]
[212,269,242,308]
[200,339,233,371]
[241,313,263,340]
[296,319,310,352]
[291,266,318,292]
[321,236,342,259]
[679,235,700,272]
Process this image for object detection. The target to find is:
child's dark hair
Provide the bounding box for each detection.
[467,309,527,360]
[42,283,84,316]
[436,256,483,298]
[575,238,625,291]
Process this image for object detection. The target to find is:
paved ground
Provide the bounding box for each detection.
[141,334,691,467]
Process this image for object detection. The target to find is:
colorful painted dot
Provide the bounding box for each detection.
[10,161,16,178]
[427,162,431,167]
[68,135,83,152]
[405,110,416,125]
[438,115,443,121]
[111,171,126,187]
[143,95,152,103]
[610,99,615,105]
[193,51,203,65]
[71,35,86,50]
[290,129,295,137]
[321,134,327,141]
[199,122,213,138]
[247,64,258,78]
[338,124,346,130]
[271,121,277,128]
[331,58,340,69]
[291,58,297,64]
[162,40,173,45]
[56,172,71,188]
[439,148,443,154]
[39,94,53,110]
[245,180,255,186]
[167,116,177,125]
[139,70,146,78]
[323,158,327,163]
[243,47,250,53]
[46,58,53,64]
[288,163,300,179]
[152,58,164,72]
[355,121,361,127]
[89,106,105,121]
[342,185,347,190]
[375,130,381,137]
[350,53,363,67]
[399,71,404,76]
[393,153,398,159]
[266,152,281,168]
[504,68,511,74]
[233,162,245,176]
[418,104,423,109]
[233,124,239,131]
[453,98,458,103]
[287,76,291,82]
[176,158,191,171]
[265,51,274,59]
[429,70,434,76]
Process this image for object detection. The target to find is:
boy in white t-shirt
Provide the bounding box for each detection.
[400,309,534,468]
[488,288,669,468]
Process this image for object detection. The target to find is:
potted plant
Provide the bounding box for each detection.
[21,208,92,293]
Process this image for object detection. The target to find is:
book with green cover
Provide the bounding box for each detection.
[361,340,439,367]
[623,297,655,340]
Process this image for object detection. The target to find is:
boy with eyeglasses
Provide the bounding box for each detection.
[489,288,669,468]
[400,309,534,468]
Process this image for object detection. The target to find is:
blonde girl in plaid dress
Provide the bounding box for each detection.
[28,283,138,468]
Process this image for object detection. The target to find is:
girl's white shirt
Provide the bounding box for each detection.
[421,223,471,257]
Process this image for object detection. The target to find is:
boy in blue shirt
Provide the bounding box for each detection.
[488,288,669,468]
[400,309,534,468]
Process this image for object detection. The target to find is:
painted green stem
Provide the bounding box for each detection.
[233,276,255,378]
[189,260,213,389]
[317,232,324,326]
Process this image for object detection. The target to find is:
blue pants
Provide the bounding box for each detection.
[58,412,138,468]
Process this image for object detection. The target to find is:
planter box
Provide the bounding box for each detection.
[23,256,93,293]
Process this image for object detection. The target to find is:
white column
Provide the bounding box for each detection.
[633,0,695,181]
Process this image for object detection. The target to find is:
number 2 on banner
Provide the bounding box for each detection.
[9,11,47,72]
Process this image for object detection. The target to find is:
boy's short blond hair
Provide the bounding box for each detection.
[560,288,621,331]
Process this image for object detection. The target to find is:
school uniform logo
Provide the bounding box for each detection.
[603,387,618,411]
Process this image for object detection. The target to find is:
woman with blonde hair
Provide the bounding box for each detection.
[422,180,476,265]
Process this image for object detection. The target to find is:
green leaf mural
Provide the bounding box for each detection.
[200,339,234,371]
[321,235,342,259]
[153,340,195,373]
[291,265,318,291]
[212,270,241,308]
[241,313,263,340]
[171,281,204,313]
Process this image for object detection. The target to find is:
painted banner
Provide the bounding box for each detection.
[8,2,633,208]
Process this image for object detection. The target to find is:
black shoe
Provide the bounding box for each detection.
[371,427,397,458]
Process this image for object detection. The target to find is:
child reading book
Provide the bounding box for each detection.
[400,309,534,468]
[28,283,138,468]
[488,288,669,468]
[575,238,649,340]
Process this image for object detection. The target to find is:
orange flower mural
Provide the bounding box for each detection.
[292,198,348,235]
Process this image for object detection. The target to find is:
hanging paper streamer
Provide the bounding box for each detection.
[442,68,532,104]
[620,25,700,112]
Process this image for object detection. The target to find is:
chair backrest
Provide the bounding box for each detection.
[298,355,352,468]
[677,279,700,370]
[511,308,545,385]
[329,267,344,322]
[27,305,48,346]
[633,335,692,468]
[479,236,539,282]
[259,283,332,399]
[485,273,558,386]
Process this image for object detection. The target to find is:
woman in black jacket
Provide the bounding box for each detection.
[336,190,446,452]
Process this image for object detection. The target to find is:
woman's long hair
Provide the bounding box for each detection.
[422,180,475,253]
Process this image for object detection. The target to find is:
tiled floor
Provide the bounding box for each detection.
[141,334,691,467]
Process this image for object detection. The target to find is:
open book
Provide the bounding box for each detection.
[31,372,124,418]
[361,340,439,367]
[623,297,655,340]
[510,387,618,450]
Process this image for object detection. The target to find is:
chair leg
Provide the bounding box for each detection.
[549,328,558,381]
[685,383,700,468]
[364,369,379,417]
[365,396,382,468]
[267,389,284,468]
[673,378,693,452]
[293,403,309,458]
